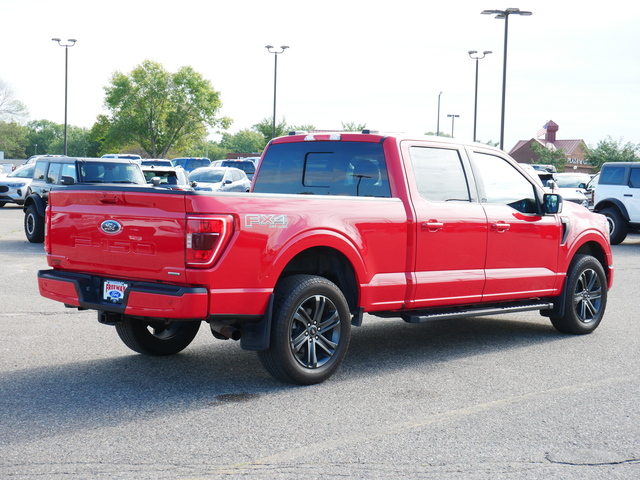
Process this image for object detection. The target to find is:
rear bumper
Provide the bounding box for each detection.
[38,269,209,319]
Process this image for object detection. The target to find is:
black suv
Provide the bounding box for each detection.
[23,157,146,243]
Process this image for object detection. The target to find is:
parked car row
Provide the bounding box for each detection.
[520,165,590,209]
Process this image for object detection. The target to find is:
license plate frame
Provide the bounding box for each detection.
[103,280,128,303]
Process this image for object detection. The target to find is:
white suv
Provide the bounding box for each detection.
[593,162,640,244]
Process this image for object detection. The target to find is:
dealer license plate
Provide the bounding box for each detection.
[103,280,128,303]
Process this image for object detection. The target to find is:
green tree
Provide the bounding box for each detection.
[530,141,568,172]
[0,122,28,158]
[253,117,289,143]
[425,131,452,137]
[584,136,640,172]
[289,123,316,133]
[341,122,367,132]
[49,125,90,157]
[25,119,63,156]
[220,129,266,153]
[103,60,231,158]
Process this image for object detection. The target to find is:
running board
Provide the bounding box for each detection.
[403,302,554,323]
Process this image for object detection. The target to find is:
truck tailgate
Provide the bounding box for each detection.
[46,188,189,282]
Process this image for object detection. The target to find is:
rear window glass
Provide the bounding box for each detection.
[79,162,146,184]
[253,142,391,197]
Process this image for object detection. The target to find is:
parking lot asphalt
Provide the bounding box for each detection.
[0,204,639,479]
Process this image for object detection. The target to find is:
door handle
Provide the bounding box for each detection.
[422,221,444,232]
[491,221,510,232]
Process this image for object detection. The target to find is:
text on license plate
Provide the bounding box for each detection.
[103,280,128,302]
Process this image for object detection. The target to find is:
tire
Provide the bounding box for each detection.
[601,207,627,245]
[24,204,45,243]
[258,275,351,385]
[115,316,201,356]
[550,254,607,335]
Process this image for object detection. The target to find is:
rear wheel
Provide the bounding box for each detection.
[258,275,351,385]
[115,316,201,355]
[24,204,45,243]
[601,207,627,245]
[551,254,607,334]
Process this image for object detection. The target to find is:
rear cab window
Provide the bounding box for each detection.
[253,141,391,197]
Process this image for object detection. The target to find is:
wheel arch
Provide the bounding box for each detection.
[278,246,359,315]
[594,198,629,221]
[268,231,366,315]
[542,239,613,318]
[23,194,46,217]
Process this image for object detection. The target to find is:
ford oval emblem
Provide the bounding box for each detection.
[100,220,122,235]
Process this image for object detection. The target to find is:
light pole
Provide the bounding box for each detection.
[436,91,443,136]
[447,114,460,138]
[265,45,289,140]
[481,8,531,150]
[468,50,492,142]
[52,38,77,156]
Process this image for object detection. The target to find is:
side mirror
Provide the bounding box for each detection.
[60,176,75,185]
[546,179,557,191]
[543,193,562,214]
[151,176,161,186]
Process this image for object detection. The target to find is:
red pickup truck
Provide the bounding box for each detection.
[38,132,613,384]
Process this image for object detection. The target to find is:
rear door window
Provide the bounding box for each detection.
[47,163,62,184]
[600,166,626,185]
[410,147,471,202]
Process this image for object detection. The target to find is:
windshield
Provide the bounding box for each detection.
[555,174,590,188]
[190,169,224,183]
[9,165,35,178]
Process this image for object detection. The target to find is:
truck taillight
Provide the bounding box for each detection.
[44,206,51,254]
[185,215,233,267]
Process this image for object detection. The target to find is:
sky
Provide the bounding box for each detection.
[2,0,639,152]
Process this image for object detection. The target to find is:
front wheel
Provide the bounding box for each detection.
[24,204,45,243]
[258,275,351,385]
[115,316,201,356]
[550,254,607,334]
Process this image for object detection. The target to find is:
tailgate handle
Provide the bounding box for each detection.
[98,193,119,204]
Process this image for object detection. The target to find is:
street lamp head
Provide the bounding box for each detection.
[53,38,77,47]
[481,8,532,18]
[266,45,289,54]
[469,50,492,60]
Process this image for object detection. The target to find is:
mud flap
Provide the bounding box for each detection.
[240,294,274,351]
